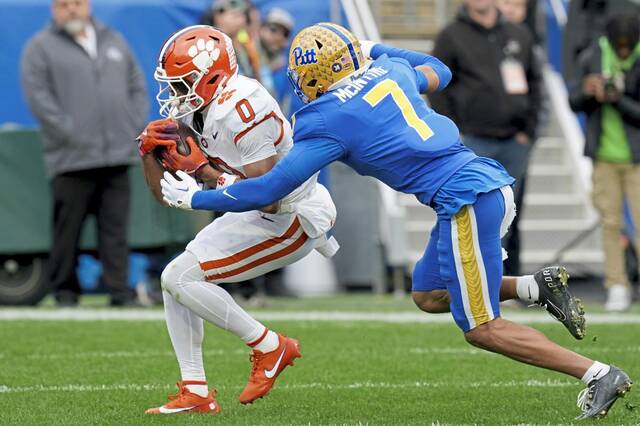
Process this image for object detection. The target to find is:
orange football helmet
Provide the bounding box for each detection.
[155,25,238,118]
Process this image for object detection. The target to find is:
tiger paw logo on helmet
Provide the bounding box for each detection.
[287,22,365,104]
[187,38,221,71]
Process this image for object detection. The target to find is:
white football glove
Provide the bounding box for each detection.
[359,40,377,59]
[160,170,200,210]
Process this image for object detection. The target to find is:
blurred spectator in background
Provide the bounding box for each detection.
[569,14,640,311]
[499,0,546,49]
[259,8,295,111]
[563,0,640,83]
[260,8,294,74]
[430,0,542,276]
[498,0,528,26]
[200,0,274,93]
[524,0,546,47]
[247,2,262,41]
[496,0,549,278]
[20,0,148,307]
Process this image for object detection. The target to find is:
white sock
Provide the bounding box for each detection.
[581,361,610,384]
[516,275,539,303]
[162,290,208,397]
[251,329,280,353]
[185,383,209,398]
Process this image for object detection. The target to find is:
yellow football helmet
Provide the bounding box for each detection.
[287,22,365,103]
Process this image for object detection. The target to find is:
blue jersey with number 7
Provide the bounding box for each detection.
[191,54,514,217]
[292,55,512,213]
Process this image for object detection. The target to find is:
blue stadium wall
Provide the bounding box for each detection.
[1,0,340,127]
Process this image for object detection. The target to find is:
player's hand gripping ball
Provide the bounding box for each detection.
[136,119,179,156]
[159,121,208,174]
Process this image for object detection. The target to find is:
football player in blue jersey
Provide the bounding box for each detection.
[161,23,632,419]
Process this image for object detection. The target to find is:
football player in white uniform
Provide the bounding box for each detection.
[138,25,338,414]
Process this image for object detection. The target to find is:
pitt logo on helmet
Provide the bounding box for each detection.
[287,22,365,103]
[292,47,318,66]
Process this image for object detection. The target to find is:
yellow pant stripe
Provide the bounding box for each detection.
[455,206,491,325]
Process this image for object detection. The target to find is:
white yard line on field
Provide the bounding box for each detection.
[10,344,637,363]
[1,309,640,324]
[23,348,243,360]
[0,379,577,394]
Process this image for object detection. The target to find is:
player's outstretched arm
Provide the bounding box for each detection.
[162,137,345,213]
[361,42,452,93]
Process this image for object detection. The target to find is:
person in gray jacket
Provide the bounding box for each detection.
[21,0,148,306]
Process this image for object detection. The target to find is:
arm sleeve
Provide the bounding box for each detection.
[191,136,346,212]
[370,44,452,92]
[20,40,74,141]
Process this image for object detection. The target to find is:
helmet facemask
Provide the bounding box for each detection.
[287,68,313,104]
[155,68,206,119]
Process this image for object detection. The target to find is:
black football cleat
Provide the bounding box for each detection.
[533,266,586,340]
[576,366,633,420]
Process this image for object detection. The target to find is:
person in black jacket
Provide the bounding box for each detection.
[569,14,640,311]
[430,0,542,276]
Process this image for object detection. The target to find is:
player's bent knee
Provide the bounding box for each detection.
[160,261,179,294]
[412,295,437,313]
[412,291,449,314]
[160,251,202,294]
[464,319,499,349]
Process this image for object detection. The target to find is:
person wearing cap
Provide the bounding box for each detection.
[260,8,294,72]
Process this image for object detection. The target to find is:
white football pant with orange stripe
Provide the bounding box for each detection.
[188,212,319,282]
[160,195,336,387]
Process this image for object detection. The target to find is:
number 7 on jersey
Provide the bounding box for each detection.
[363,79,434,141]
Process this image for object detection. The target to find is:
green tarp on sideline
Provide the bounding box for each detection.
[0,130,210,254]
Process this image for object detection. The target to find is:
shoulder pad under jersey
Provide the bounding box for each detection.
[210,76,272,134]
[292,104,327,142]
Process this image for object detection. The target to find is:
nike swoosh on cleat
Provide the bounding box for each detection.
[223,189,238,200]
[546,300,567,321]
[158,405,196,414]
[264,347,287,379]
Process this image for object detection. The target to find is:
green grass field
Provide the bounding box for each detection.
[1,296,639,425]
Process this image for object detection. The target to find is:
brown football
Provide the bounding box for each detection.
[154,120,198,159]
[175,120,199,155]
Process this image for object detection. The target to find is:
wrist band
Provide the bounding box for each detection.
[216,173,237,189]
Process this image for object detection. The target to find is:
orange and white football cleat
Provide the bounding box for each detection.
[145,381,221,414]
[239,334,302,404]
